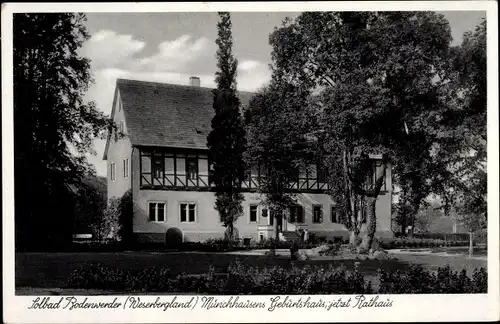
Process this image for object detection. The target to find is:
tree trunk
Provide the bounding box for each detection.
[410,210,416,237]
[274,210,280,242]
[349,230,360,246]
[228,222,234,242]
[400,187,407,236]
[400,210,407,236]
[469,231,474,257]
[360,196,377,252]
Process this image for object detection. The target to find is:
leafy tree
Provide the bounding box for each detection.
[207,12,246,241]
[92,189,134,243]
[118,189,135,245]
[73,175,107,234]
[13,13,113,250]
[269,12,453,251]
[245,82,313,241]
[93,197,120,242]
[432,19,487,221]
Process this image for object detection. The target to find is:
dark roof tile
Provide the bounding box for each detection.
[117,78,254,149]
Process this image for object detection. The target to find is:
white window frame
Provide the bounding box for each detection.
[123,158,129,179]
[288,204,304,223]
[312,204,323,224]
[179,202,197,223]
[265,209,273,226]
[110,162,116,181]
[249,204,259,223]
[148,201,167,222]
[330,204,338,223]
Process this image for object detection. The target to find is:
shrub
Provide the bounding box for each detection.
[378,265,487,294]
[378,237,469,249]
[128,267,171,292]
[413,233,470,241]
[471,267,488,293]
[67,263,131,291]
[67,261,487,294]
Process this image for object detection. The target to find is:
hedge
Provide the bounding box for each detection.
[67,261,487,294]
[57,234,481,253]
[378,237,470,249]
[65,238,316,253]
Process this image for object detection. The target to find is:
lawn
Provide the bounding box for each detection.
[15,251,408,289]
[402,246,487,256]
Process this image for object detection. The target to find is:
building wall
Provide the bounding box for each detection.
[107,90,132,200]
[131,190,393,243]
[131,152,393,243]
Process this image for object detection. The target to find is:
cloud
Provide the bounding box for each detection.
[80,30,146,69]
[237,60,271,92]
[136,35,211,72]
[238,59,261,72]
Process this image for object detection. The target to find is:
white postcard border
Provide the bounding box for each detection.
[2,1,499,323]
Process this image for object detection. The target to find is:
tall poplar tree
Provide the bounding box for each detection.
[207,12,246,241]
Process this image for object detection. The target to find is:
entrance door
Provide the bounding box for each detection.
[275,211,284,233]
[282,213,288,231]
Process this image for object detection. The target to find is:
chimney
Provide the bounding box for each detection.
[189,76,200,87]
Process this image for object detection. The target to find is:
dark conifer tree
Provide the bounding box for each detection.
[207,12,246,241]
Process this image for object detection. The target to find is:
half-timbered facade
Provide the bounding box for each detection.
[104,78,393,244]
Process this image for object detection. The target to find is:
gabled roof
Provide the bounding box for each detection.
[104,79,254,159]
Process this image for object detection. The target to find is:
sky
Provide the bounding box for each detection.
[80,11,486,177]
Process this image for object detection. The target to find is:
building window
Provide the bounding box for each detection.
[363,160,386,191]
[264,209,273,226]
[186,157,198,180]
[292,168,300,183]
[180,203,196,223]
[123,158,129,178]
[243,169,251,182]
[331,205,338,223]
[249,205,258,223]
[152,154,163,181]
[313,205,323,223]
[149,202,166,222]
[110,163,116,181]
[140,149,210,188]
[119,120,125,133]
[317,164,328,183]
[289,205,304,223]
